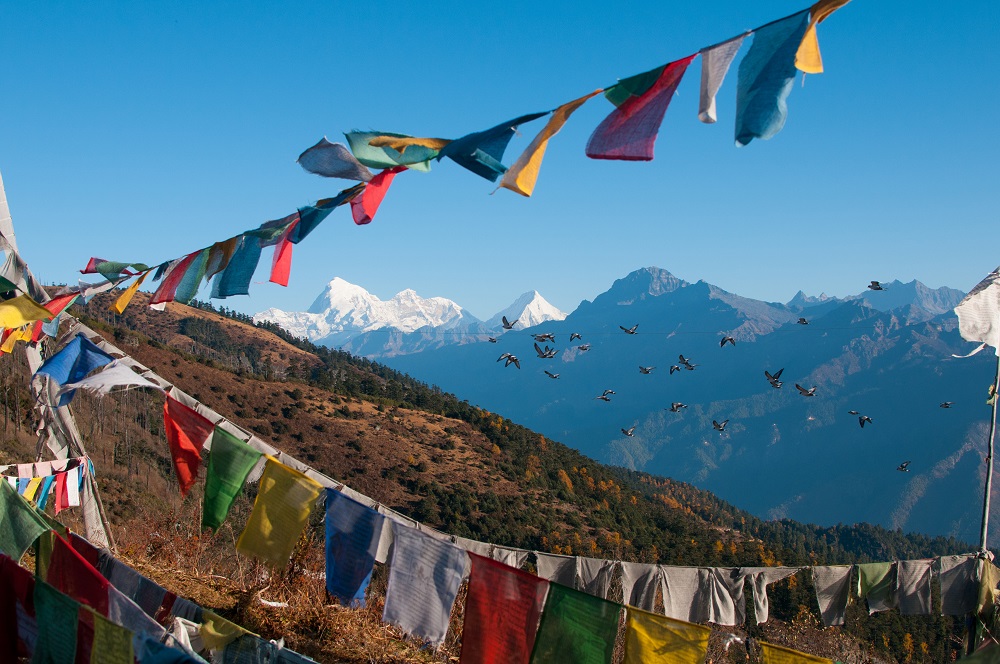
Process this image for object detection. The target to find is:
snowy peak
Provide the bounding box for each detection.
[486,291,567,330]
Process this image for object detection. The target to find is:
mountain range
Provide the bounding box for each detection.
[256,267,996,545]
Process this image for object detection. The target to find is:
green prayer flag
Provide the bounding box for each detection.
[604,64,667,108]
[530,583,621,664]
[91,608,135,664]
[0,480,50,561]
[33,580,79,663]
[202,427,262,532]
[858,562,896,612]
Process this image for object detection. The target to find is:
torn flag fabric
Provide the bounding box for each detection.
[740,567,801,624]
[460,553,548,664]
[34,334,115,407]
[437,112,549,182]
[345,131,440,172]
[297,137,375,182]
[0,294,51,329]
[210,235,262,299]
[351,167,405,225]
[500,91,602,197]
[202,427,262,533]
[383,522,468,647]
[163,395,214,496]
[56,360,163,401]
[623,607,710,664]
[955,268,1000,355]
[586,55,696,161]
[529,583,621,664]
[734,11,810,147]
[324,489,385,608]
[796,0,852,74]
[699,34,747,123]
[236,458,323,569]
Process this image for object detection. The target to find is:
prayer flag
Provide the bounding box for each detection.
[236,458,323,568]
[200,609,252,650]
[111,272,149,314]
[0,294,51,328]
[760,641,833,663]
[56,360,164,400]
[956,268,1000,356]
[500,91,603,197]
[699,35,747,123]
[202,427,262,533]
[0,553,34,660]
[586,55,696,161]
[438,112,549,182]
[98,549,169,619]
[623,607,710,664]
[297,137,375,181]
[204,237,241,280]
[91,608,135,664]
[897,559,933,615]
[0,480,49,560]
[529,583,620,664]
[939,554,978,615]
[857,561,896,614]
[383,522,468,647]
[33,580,79,663]
[269,223,295,287]
[492,546,529,569]
[578,556,617,599]
[740,567,801,624]
[325,489,385,607]
[34,334,115,401]
[210,235,262,299]
[173,249,210,305]
[734,11,810,146]
[345,131,440,172]
[535,552,578,587]
[811,565,851,626]
[291,184,364,244]
[150,251,200,305]
[163,394,214,496]
[47,534,109,615]
[351,167,406,225]
[979,560,1000,615]
[461,553,548,664]
[796,0,852,74]
[620,562,663,612]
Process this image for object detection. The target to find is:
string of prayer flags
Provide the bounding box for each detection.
[500,90,603,197]
[0,294,51,329]
[55,360,164,400]
[437,112,549,182]
[351,167,406,225]
[236,457,323,569]
[587,55,696,161]
[209,235,262,299]
[291,185,364,244]
[699,34,748,123]
[202,427,262,533]
[623,607,711,664]
[734,11,811,147]
[163,394,214,497]
[0,480,50,560]
[345,131,442,172]
[324,489,385,608]
[382,521,468,647]
[460,553,548,664]
[150,251,201,306]
[760,641,834,664]
[811,565,851,626]
[795,0,852,74]
[857,561,896,614]
[297,138,375,182]
[529,583,621,664]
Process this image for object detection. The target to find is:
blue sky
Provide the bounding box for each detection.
[1,1,997,320]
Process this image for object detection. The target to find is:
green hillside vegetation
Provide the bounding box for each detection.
[0,291,983,662]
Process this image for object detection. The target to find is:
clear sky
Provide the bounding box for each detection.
[1,1,997,320]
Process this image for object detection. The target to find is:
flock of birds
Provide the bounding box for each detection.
[492,282,954,474]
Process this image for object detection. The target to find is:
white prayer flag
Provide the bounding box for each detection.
[955,267,1000,355]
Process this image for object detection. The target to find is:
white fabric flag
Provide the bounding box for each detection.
[56,360,165,399]
[698,34,747,123]
[491,545,529,569]
[812,565,852,626]
[660,566,709,623]
[955,267,1000,355]
[939,554,978,615]
[535,552,578,587]
[383,523,468,647]
[621,561,663,612]
[897,559,933,615]
[578,556,618,599]
[740,567,801,624]
[453,536,492,558]
[706,567,744,625]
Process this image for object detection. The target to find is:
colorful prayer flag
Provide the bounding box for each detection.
[529,583,621,664]
[699,35,747,123]
[0,294,51,328]
[760,641,833,663]
[33,580,80,663]
[623,607,710,664]
[202,427,262,533]
[438,112,549,182]
[351,167,406,225]
[200,609,253,650]
[150,251,200,305]
[210,235,262,299]
[297,137,375,182]
[0,480,50,560]
[163,394,214,496]
[47,533,109,615]
[90,608,135,664]
[795,0,852,74]
[325,489,385,607]
[345,131,441,172]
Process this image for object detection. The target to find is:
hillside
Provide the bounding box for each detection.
[1,291,981,662]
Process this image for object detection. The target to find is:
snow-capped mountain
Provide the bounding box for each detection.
[254,277,478,347]
[485,291,567,331]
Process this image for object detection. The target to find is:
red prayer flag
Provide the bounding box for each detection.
[80,257,111,274]
[151,251,200,305]
[54,471,69,515]
[76,608,95,664]
[460,553,549,664]
[47,534,110,616]
[350,166,406,225]
[586,54,696,161]
[269,220,297,287]
[163,395,213,496]
[0,554,35,660]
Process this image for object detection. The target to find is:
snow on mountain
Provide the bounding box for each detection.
[486,291,567,331]
[254,277,477,346]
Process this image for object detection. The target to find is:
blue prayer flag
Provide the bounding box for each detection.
[325,489,385,607]
[34,335,115,406]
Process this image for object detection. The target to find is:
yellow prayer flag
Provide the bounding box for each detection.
[0,325,32,353]
[200,609,254,650]
[111,271,150,315]
[795,0,852,74]
[368,135,451,151]
[500,90,603,197]
[623,607,710,664]
[761,641,833,664]
[90,608,135,664]
[23,477,43,502]
[236,457,323,568]
[0,295,51,329]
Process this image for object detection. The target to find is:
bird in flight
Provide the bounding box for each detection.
[897,461,911,472]
[848,410,859,415]
[669,365,681,375]
[868,281,885,291]
[602,389,616,396]
[858,415,873,428]
[544,370,560,379]
[797,318,809,325]
[534,343,558,359]
[578,344,591,352]
[594,394,612,402]
[679,354,696,369]
[502,315,518,330]
[532,333,556,343]
[621,425,636,437]
[620,324,639,335]
[720,336,736,347]
[669,402,687,412]
[940,402,954,408]
[487,337,497,343]
[795,384,817,397]
[497,353,520,369]
[713,419,729,432]
[765,368,784,389]
[570,333,582,342]
[639,366,655,374]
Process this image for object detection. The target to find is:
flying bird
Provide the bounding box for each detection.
[765,368,784,389]
[797,318,809,325]
[848,410,859,415]
[534,343,558,359]
[570,333,582,342]
[720,336,736,347]
[669,402,687,412]
[639,366,655,374]
[621,425,636,437]
[669,365,681,375]
[940,402,954,408]
[795,384,816,397]
[497,353,520,369]
[602,389,616,396]
[678,355,697,370]
[712,419,729,432]
[578,344,591,352]
[544,370,560,379]
[487,337,497,343]
[594,394,612,402]
[897,461,911,472]
[620,324,639,335]
[532,333,556,343]
[859,415,873,428]
[868,281,885,291]
[502,315,518,330]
